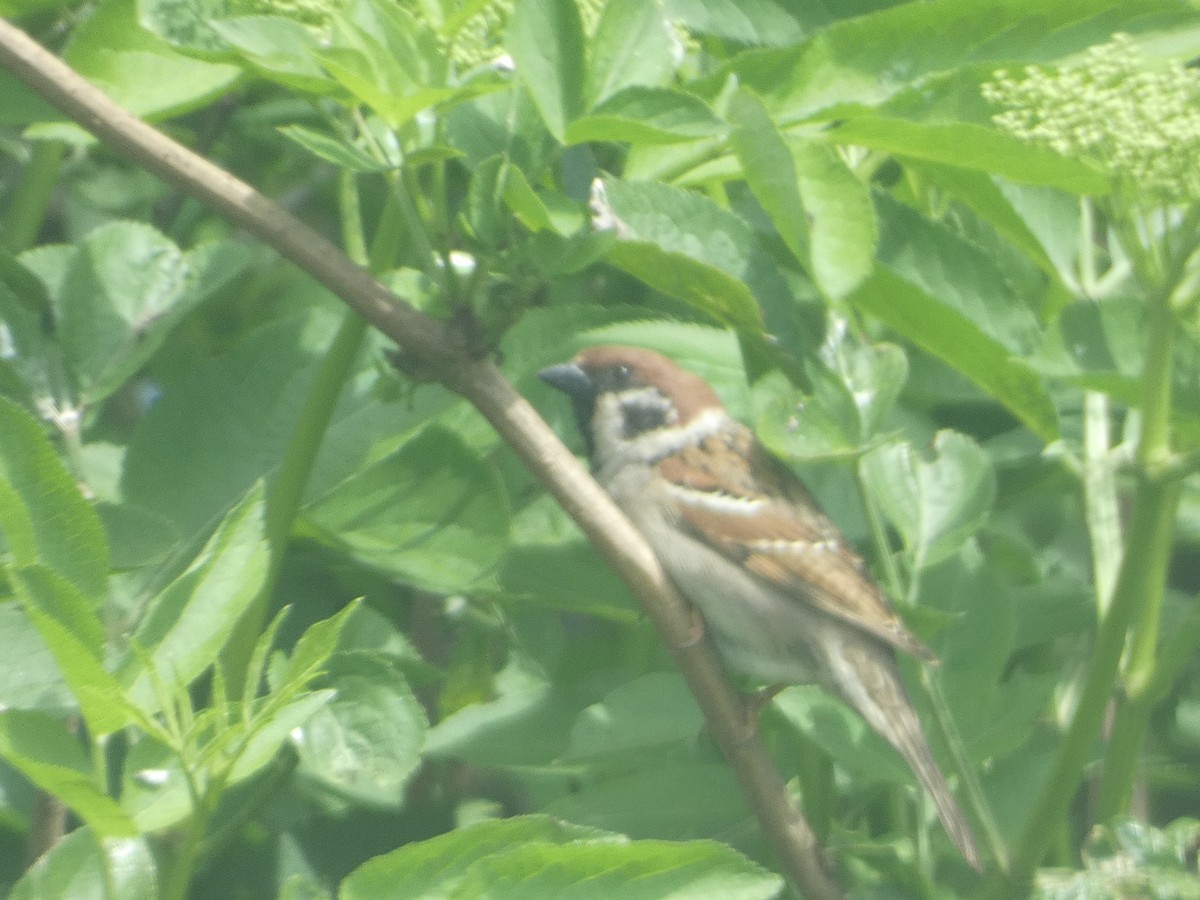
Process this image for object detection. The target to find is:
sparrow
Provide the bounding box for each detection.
[539,345,982,871]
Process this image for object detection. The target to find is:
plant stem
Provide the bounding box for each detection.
[1082,394,1122,617]
[1006,294,1179,891]
[0,139,64,252]
[223,170,395,693]
[856,466,1006,870]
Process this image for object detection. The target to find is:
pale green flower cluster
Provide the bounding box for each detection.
[229,0,348,27]
[983,34,1200,201]
[442,0,604,69]
[442,0,513,69]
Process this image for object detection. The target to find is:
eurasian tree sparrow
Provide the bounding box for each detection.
[540,345,982,871]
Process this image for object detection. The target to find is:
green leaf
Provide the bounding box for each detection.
[293,654,427,805]
[226,690,336,785]
[306,426,510,594]
[566,87,726,146]
[773,685,913,785]
[877,194,1043,356]
[0,603,73,712]
[850,268,1058,441]
[752,369,860,462]
[11,566,130,737]
[62,0,240,120]
[1031,295,1144,391]
[0,710,137,837]
[729,89,876,300]
[507,0,586,140]
[312,7,456,128]
[138,0,236,55]
[450,838,783,899]
[283,600,362,690]
[121,314,326,539]
[278,124,390,173]
[544,763,748,840]
[34,223,251,405]
[340,816,619,900]
[736,0,1200,122]
[827,117,1109,194]
[0,396,108,599]
[565,673,703,759]
[587,0,675,105]
[663,0,805,45]
[122,484,269,707]
[119,733,191,832]
[596,178,771,334]
[498,542,639,622]
[860,430,996,570]
[9,829,156,900]
[208,15,336,93]
[500,164,556,232]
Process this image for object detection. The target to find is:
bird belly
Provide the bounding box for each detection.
[614,489,833,686]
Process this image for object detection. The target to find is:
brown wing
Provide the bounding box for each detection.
[659,426,936,662]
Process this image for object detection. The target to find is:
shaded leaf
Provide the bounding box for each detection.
[0,396,108,599]
[9,829,156,900]
[0,710,136,837]
[122,484,269,707]
[306,426,510,593]
[293,654,427,806]
[507,0,586,140]
[860,431,995,570]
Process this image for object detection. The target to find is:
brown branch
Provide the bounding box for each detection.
[0,18,841,900]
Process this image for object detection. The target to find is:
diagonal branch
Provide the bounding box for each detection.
[0,18,841,900]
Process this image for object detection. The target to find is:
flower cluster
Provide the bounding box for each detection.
[982,34,1200,201]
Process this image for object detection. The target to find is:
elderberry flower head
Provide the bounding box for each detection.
[982,34,1200,201]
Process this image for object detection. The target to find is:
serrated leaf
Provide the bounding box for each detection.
[293,654,427,805]
[850,267,1058,441]
[278,124,389,172]
[0,710,137,838]
[341,816,620,900]
[27,222,252,405]
[122,484,269,707]
[306,426,510,593]
[284,600,362,689]
[63,0,240,119]
[451,838,783,899]
[209,15,336,94]
[0,603,73,712]
[9,829,156,900]
[860,431,995,570]
[507,0,585,141]
[663,0,805,45]
[226,690,335,784]
[0,396,108,600]
[11,566,130,737]
[753,369,859,462]
[121,314,325,540]
[567,87,725,145]
[827,117,1109,194]
[587,0,675,105]
[735,0,1200,122]
[597,178,775,334]
[730,89,876,301]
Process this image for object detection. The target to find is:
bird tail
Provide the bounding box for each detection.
[896,714,983,872]
[839,646,983,871]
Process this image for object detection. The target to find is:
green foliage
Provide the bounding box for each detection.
[4,0,1200,897]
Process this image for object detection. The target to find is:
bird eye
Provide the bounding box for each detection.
[616,364,632,381]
